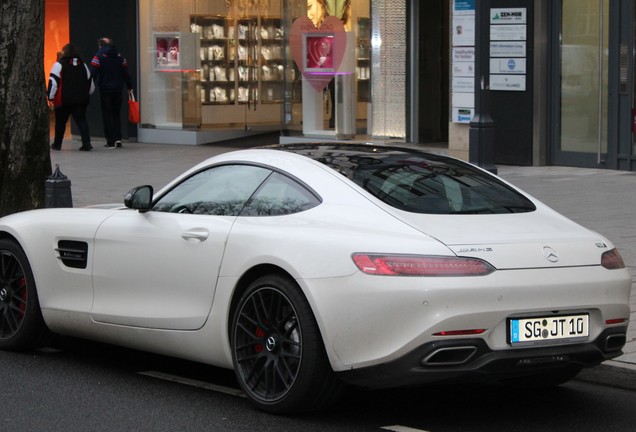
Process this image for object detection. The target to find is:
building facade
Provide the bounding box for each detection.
[46,0,636,171]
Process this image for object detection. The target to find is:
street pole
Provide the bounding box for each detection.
[469,0,498,174]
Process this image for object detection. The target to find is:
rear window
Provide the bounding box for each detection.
[278,144,536,214]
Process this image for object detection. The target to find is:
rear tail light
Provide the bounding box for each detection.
[605,318,628,325]
[352,254,495,276]
[433,329,486,336]
[601,249,625,269]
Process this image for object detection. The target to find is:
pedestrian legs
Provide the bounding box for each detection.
[71,104,92,150]
[100,91,123,147]
[52,106,72,149]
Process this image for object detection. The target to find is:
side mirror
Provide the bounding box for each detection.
[124,185,154,212]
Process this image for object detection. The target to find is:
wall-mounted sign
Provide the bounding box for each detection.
[453,61,474,77]
[451,0,476,123]
[452,77,475,92]
[453,15,475,46]
[453,107,474,123]
[490,41,526,57]
[490,8,527,24]
[490,74,526,91]
[490,24,526,41]
[490,58,526,74]
[453,47,475,62]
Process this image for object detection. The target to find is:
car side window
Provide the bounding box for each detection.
[152,164,271,215]
[240,172,321,216]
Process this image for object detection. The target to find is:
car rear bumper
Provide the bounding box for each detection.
[336,327,627,389]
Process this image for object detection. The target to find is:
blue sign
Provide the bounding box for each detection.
[507,59,516,70]
[454,0,475,12]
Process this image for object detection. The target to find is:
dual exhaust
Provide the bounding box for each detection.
[420,333,625,367]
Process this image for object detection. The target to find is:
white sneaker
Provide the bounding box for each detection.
[115,140,122,148]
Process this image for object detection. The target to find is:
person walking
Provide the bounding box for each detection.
[90,37,133,149]
[47,43,95,151]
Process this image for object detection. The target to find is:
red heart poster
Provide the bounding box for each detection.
[290,16,346,92]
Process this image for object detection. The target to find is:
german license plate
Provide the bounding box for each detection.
[509,314,589,345]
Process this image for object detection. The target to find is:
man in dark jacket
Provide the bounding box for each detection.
[48,43,95,151]
[90,37,133,148]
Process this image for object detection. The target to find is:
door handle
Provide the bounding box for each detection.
[181,229,209,242]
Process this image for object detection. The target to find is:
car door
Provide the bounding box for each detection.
[90,164,272,330]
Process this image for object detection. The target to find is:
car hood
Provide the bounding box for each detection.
[391,206,610,269]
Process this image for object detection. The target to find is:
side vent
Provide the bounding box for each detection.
[56,240,89,269]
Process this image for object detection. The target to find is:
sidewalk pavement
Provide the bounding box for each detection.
[48,137,636,370]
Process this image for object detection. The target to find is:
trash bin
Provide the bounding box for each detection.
[335,73,356,139]
[45,165,73,208]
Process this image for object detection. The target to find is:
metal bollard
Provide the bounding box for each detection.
[45,165,73,208]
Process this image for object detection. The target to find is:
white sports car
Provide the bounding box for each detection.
[0,144,631,413]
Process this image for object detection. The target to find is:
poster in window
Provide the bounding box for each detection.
[303,33,335,73]
[154,33,180,71]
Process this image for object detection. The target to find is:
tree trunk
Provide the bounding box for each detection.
[0,0,51,217]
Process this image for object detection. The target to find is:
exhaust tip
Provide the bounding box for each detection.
[422,346,478,366]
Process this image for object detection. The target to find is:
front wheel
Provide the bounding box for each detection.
[0,238,48,351]
[231,274,343,414]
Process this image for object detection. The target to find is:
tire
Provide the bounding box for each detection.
[231,274,343,414]
[0,238,48,351]
[500,365,582,388]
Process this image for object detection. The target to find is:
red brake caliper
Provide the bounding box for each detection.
[255,327,265,353]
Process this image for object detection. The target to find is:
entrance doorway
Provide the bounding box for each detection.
[553,0,636,170]
[409,0,450,144]
[553,0,609,167]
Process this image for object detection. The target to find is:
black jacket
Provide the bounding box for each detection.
[90,45,133,93]
[47,56,94,107]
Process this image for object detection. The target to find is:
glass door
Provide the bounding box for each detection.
[553,0,609,167]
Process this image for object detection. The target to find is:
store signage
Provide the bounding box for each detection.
[490,8,527,24]
[490,41,526,58]
[453,47,475,62]
[488,7,527,92]
[453,61,474,77]
[490,24,526,41]
[451,0,476,123]
[453,15,475,46]
[490,58,526,74]
[452,77,474,92]
[490,75,526,91]
[454,0,475,13]
[453,107,474,123]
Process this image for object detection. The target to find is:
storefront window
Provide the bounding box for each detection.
[139,0,285,140]
[560,0,609,157]
[281,0,370,137]
[137,0,373,142]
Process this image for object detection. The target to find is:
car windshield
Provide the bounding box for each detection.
[277,144,536,215]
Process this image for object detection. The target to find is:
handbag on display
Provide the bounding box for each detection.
[128,90,140,124]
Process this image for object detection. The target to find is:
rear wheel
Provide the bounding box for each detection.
[0,238,48,351]
[231,274,343,413]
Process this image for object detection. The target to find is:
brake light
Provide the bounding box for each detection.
[352,254,495,276]
[601,249,625,269]
[606,318,628,325]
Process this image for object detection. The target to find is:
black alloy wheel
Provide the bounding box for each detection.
[231,274,343,413]
[0,239,47,350]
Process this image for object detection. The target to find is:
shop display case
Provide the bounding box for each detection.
[356,17,370,102]
[190,15,297,107]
